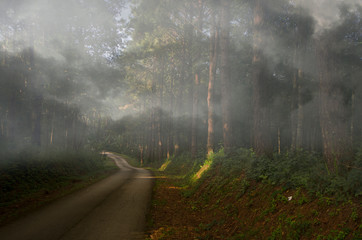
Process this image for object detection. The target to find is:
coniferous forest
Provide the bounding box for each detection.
[0,0,361,238]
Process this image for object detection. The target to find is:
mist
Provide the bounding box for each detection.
[1,1,362,238]
[0,0,361,167]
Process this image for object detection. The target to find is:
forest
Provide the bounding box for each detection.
[0,0,361,239]
[96,0,362,178]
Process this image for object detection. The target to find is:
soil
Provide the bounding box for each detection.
[146,172,362,240]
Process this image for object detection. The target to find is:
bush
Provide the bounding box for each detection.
[201,148,361,198]
[0,149,105,198]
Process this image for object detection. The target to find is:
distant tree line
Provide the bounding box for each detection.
[0,0,125,154]
[0,49,94,152]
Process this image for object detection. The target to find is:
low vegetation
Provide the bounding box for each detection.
[0,149,118,226]
[146,148,362,239]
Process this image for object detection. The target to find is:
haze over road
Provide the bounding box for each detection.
[0,153,154,240]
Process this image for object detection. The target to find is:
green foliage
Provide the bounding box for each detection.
[243,148,361,198]
[316,228,352,240]
[210,148,254,177]
[350,208,358,222]
[250,150,321,188]
[178,147,362,200]
[171,147,361,199]
[0,149,112,203]
[345,147,362,197]
[161,153,201,177]
[269,214,311,240]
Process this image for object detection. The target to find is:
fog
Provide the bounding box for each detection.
[0,0,129,118]
[299,0,361,33]
[0,0,361,162]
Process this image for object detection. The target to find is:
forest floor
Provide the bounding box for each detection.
[146,169,362,239]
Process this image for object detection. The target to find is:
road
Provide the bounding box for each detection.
[0,152,154,240]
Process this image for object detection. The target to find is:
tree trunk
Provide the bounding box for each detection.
[296,71,304,149]
[291,68,304,151]
[207,10,218,155]
[291,4,305,151]
[350,90,355,146]
[157,57,165,162]
[167,73,175,159]
[191,0,203,159]
[191,74,200,158]
[252,0,272,156]
[50,111,55,145]
[220,0,233,153]
[27,47,42,147]
[317,39,351,174]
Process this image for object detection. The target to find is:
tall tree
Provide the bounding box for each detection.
[317,38,351,174]
[252,0,272,156]
[191,0,204,158]
[207,8,218,155]
[219,0,233,152]
[315,5,361,173]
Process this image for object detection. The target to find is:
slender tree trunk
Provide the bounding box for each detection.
[146,110,152,162]
[296,71,304,149]
[174,20,189,156]
[1,117,4,137]
[158,57,165,162]
[191,0,203,159]
[8,94,17,140]
[0,45,6,139]
[350,90,355,146]
[252,0,272,156]
[317,39,351,174]
[191,74,200,158]
[50,111,55,145]
[72,117,77,150]
[220,0,233,153]
[291,50,298,150]
[28,47,42,147]
[187,4,195,155]
[291,68,304,150]
[207,10,218,155]
[167,73,175,159]
[291,4,305,151]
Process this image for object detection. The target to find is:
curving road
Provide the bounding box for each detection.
[0,152,154,240]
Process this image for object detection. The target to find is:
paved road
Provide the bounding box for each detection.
[0,152,154,240]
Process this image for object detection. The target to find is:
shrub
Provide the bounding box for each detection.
[0,149,106,199]
[201,148,361,198]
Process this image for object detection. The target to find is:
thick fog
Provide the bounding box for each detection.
[0,0,130,119]
[299,0,361,33]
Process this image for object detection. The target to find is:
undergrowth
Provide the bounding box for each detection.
[0,149,118,213]
[147,147,362,239]
[205,148,361,199]
[157,147,362,199]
